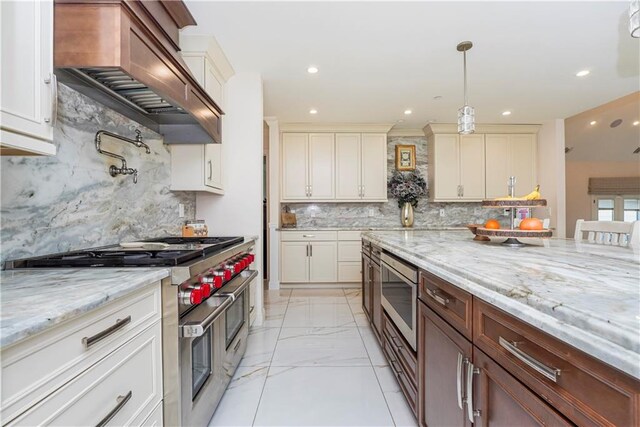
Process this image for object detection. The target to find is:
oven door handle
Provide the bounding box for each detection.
[179,296,232,338]
[217,270,258,301]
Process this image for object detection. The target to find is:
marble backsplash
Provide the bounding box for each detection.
[286,136,499,228]
[0,84,196,263]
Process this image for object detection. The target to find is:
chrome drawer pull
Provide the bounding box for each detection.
[82,316,131,348]
[465,361,481,423]
[426,288,450,306]
[302,234,315,238]
[499,337,561,382]
[234,338,242,352]
[96,390,132,427]
[391,336,404,349]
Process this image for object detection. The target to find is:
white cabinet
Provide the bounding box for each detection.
[485,134,537,198]
[0,0,56,156]
[171,35,234,193]
[335,133,387,201]
[1,283,162,425]
[429,133,485,201]
[281,133,335,201]
[170,144,224,193]
[280,232,337,283]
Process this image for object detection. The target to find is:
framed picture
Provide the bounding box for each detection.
[395,145,416,171]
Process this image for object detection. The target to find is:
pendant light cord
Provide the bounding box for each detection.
[463,50,468,106]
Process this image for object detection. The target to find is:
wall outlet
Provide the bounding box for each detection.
[178,203,185,218]
[368,208,375,217]
[439,208,445,217]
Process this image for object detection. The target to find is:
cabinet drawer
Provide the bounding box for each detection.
[338,241,361,261]
[9,322,163,426]
[337,230,364,241]
[419,270,472,340]
[1,283,161,422]
[338,262,361,282]
[474,300,640,427]
[280,231,337,241]
[383,312,417,383]
[382,332,418,415]
[141,401,163,426]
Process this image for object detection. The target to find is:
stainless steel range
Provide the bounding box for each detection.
[5,236,257,426]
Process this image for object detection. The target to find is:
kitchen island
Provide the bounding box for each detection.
[363,229,640,426]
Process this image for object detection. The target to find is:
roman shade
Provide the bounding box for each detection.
[588,177,640,195]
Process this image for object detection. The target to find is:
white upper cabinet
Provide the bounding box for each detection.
[281,133,312,200]
[308,133,335,200]
[425,124,538,202]
[171,35,234,194]
[335,134,362,199]
[429,133,485,201]
[0,0,56,156]
[485,134,537,198]
[334,132,387,202]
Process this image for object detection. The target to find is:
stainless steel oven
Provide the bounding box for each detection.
[381,252,418,351]
[178,269,256,427]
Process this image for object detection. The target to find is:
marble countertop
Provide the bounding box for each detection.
[362,230,640,379]
[0,268,170,348]
[278,226,466,231]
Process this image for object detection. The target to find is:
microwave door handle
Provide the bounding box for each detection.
[381,261,417,287]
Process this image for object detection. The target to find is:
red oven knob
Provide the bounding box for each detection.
[248,254,255,263]
[224,268,232,281]
[212,271,224,288]
[240,258,248,269]
[234,262,242,273]
[195,283,211,298]
[180,288,203,306]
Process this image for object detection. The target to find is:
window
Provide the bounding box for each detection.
[592,196,640,222]
[624,198,640,222]
[597,199,614,221]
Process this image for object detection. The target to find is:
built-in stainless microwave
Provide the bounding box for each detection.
[380,252,418,351]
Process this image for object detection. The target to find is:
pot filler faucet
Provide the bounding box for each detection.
[95,129,151,184]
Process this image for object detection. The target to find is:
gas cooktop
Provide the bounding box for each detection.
[6,236,244,268]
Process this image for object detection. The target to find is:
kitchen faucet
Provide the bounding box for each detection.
[94,129,151,184]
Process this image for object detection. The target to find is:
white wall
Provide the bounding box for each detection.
[196,72,265,322]
[264,117,281,289]
[535,119,566,238]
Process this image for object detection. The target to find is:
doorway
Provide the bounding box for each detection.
[263,121,270,288]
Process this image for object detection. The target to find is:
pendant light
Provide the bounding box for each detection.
[630,0,640,38]
[457,41,475,134]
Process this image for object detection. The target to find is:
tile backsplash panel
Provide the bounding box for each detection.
[287,136,498,228]
[1,84,195,262]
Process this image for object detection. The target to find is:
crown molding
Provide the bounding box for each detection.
[279,123,394,133]
[388,128,426,137]
[423,123,542,137]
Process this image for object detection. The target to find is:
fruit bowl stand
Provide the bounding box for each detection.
[478,199,550,247]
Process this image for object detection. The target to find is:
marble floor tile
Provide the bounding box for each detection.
[353,312,371,327]
[263,289,291,305]
[208,366,268,427]
[344,288,362,297]
[288,295,348,306]
[253,366,394,426]
[374,365,401,392]
[282,303,355,328]
[240,327,281,367]
[359,326,389,367]
[348,299,365,315]
[290,288,348,298]
[271,327,370,367]
[261,303,289,328]
[383,390,418,427]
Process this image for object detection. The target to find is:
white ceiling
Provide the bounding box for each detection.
[182,1,639,129]
[565,92,640,162]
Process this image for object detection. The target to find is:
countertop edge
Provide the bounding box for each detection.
[0,268,170,349]
[362,232,640,380]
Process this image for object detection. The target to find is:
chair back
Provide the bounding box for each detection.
[574,220,640,247]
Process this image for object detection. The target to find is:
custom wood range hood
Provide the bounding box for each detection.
[54,0,223,144]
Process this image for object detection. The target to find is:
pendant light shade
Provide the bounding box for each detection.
[631,0,640,38]
[457,41,475,135]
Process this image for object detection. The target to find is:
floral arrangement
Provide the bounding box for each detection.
[387,170,427,208]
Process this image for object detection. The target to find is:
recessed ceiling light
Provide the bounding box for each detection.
[502,111,511,116]
[307,66,318,74]
[404,109,412,115]
[633,121,639,126]
[576,70,590,77]
[590,120,597,125]
[396,119,405,123]
[433,95,442,100]
[610,119,623,128]
[309,109,318,114]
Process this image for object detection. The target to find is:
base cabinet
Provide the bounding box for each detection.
[280,237,337,283]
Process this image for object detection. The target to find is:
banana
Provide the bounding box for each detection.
[494,185,541,201]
